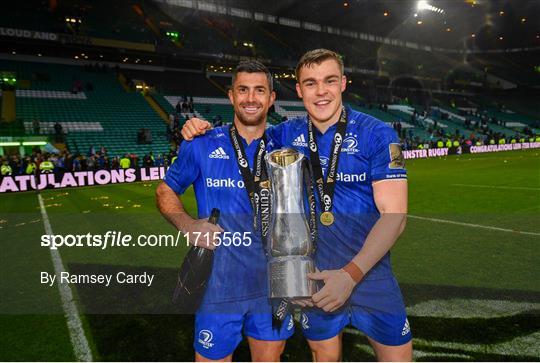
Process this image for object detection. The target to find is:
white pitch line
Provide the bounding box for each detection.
[38,194,93,362]
[408,215,540,236]
[452,183,540,191]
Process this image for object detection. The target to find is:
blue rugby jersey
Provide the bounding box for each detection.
[163,125,273,304]
[267,106,407,281]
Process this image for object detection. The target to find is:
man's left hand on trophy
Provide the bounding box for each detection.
[308,269,356,312]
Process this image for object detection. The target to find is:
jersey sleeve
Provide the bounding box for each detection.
[370,125,407,181]
[163,139,201,194]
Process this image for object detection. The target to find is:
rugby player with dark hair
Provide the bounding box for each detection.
[156,60,293,362]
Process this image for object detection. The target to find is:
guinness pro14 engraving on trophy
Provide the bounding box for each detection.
[265,148,318,299]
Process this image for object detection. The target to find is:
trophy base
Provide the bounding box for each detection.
[268,256,317,299]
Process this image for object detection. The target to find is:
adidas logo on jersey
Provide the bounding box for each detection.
[401,318,410,336]
[292,134,308,147]
[209,147,230,159]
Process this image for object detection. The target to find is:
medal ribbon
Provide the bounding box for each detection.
[228,125,270,236]
[307,107,347,217]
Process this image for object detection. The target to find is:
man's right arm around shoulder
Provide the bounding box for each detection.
[180,116,288,149]
[155,182,223,249]
[181,118,212,141]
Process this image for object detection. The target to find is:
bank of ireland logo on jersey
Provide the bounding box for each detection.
[209,147,230,159]
[198,329,214,349]
[292,133,308,147]
[342,133,359,154]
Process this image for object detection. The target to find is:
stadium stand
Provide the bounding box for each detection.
[1,0,538,162]
[121,68,224,97]
[2,54,537,161]
[0,59,172,160]
[273,79,300,100]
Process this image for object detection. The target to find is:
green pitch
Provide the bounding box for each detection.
[1,149,539,361]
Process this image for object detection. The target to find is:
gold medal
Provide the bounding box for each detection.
[320,211,334,226]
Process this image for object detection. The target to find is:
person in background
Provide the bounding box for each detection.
[155,154,164,167]
[54,122,64,143]
[1,160,13,176]
[81,155,88,170]
[86,155,96,171]
[97,153,106,170]
[73,155,81,172]
[55,153,65,172]
[64,153,73,172]
[143,153,154,167]
[120,154,131,169]
[111,156,120,170]
[39,159,54,173]
[25,157,36,175]
[130,153,138,168]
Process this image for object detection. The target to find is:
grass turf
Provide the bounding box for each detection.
[0,149,539,361]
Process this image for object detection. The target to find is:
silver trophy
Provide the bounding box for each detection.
[265,148,317,299]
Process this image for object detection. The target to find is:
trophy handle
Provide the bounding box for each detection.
[302,158,317,253]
